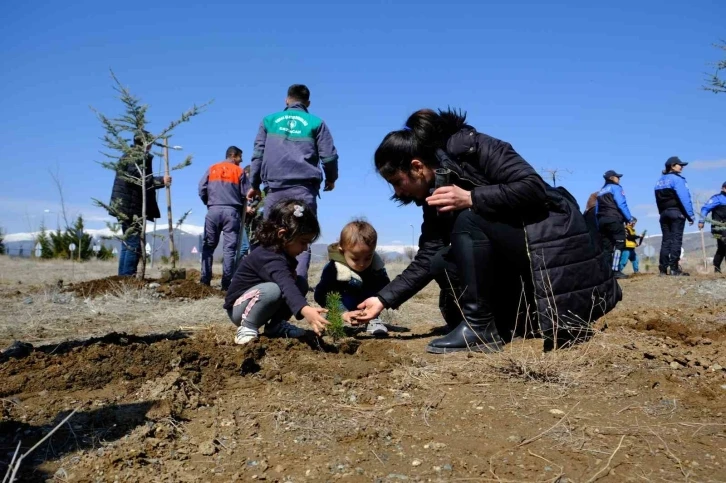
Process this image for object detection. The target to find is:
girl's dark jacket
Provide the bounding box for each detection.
[376,127,621,336]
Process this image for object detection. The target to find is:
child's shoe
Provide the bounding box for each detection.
[366,318,388,337]
[235,326,258,345]
[266,320,306,338]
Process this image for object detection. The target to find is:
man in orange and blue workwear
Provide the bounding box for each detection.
[198,146,247,290]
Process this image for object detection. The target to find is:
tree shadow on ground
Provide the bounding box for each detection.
[0,401,156,482]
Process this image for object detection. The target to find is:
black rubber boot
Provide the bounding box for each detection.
[613,270,629,280]
[427,232,504,354]
[430,288,462,335]
[427,318,505,353]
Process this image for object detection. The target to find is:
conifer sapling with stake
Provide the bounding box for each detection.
[91,71,210,279]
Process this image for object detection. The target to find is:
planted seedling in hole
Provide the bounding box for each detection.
[325,292,346,341]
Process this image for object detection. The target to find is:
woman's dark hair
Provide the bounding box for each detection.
[374,108,469,179]
[255,199,321,251]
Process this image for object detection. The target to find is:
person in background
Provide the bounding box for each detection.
[698,181,726,273]
[198,146,247,290]
[583,191,600,244]
[596,170,633,279]
[239,165,257,258]
[247,84,339,281]
[619,218,644,274]
[654,157,694,276]
[110,131,171,276]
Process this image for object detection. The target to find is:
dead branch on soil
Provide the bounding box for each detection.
[518,401,581,447]
[648,428,689,479]
[527,450,564,480]
[4,408,78,483]
[1,442,21,483]
[583,435,625,483]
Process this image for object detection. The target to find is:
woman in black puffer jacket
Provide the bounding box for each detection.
[355,109,621,353]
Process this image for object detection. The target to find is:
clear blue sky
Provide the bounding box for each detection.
[1,0,724,245]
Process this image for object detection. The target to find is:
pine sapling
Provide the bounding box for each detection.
[325,292,346,341]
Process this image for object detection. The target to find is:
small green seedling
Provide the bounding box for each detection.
[325,292,346,341]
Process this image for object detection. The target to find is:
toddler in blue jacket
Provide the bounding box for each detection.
[314,219,390,336]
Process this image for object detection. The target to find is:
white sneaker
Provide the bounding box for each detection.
[366,319,388,337]
[265,320,306,338]
[235,326,258,345]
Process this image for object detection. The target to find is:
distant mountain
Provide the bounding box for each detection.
[3,225,418,263]
[636,232,717,261]
[5,226,716,264]
[3,224,206,261]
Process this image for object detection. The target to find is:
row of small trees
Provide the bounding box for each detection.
[34,215,114,261]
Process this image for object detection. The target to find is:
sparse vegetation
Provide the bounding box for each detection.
[1,259,725,482]
[704,40,726,94]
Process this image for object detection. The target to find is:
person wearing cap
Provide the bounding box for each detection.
[109,131,172,276]
[698,181,726,273]
[596,170,632,279]
[654,156,694,276]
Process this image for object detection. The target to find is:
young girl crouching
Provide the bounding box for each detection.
[223,200,329,345]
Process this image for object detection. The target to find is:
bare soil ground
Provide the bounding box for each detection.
[1,256,725,482]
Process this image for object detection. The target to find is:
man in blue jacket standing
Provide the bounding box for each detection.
[654,157,694,276]
[698,181,726,273]
[596,170,633,279]
[246,84,339,281]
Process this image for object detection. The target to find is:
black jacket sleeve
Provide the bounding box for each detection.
[470,137,547,216]
[376,205,447,308]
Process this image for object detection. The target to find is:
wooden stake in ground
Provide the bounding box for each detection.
[695,198,708,271]
[164,138,176,269]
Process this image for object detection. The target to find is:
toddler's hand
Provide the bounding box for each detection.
[301,306,329,335]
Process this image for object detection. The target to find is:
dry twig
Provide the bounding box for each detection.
[584,435,625,483]
[5,408,78,483]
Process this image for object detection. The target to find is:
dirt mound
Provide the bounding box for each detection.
[155,279,224,300]
[632,313,726,343]
[0,331,411,401]
[0,331,240,400]
[67,276,147,297]
[184,268,201,280]
[65,276,224,300]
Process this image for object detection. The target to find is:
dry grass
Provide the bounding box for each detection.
[0,257,118,287]
[0,256,229,346]
[2,256,726,481]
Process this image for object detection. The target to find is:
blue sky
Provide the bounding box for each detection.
[1,0,724,245]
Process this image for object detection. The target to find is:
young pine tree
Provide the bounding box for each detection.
[92,71,209,279]
[35,225,54,259]
[324,292,346,341]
